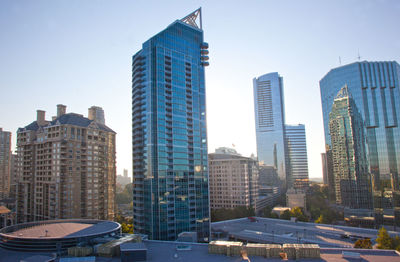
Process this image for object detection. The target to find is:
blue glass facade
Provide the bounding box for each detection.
[253,73,287,183]
[320,61,400,224]
[132,16,210,240]
[285,124,309,189]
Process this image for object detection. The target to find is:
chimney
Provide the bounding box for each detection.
[37,110,46,126]
[57,104,66,117]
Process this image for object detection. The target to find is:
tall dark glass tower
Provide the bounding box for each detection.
[320,61,400,225]
[132,9,210,241]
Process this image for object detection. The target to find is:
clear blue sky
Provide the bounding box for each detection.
[1,0,400,178]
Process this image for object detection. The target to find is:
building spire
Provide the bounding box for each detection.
[181,8,202,29]
[335,84,351,100]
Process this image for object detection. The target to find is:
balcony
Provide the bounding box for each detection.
[200,42,209,49]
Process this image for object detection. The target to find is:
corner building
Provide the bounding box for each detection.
[132,9,210,241]
[16,105,116,223]
[320,61,400,225]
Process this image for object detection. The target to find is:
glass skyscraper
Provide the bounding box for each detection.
[253,73,287,183]
[329,85,372,209]
[131,9,210,241]
[285,124,309,189]
[320,61,400,225]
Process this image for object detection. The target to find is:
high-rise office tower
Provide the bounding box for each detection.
[208,148,258,210]
[0,128,12,199]
[16,105,116,223]
[329,85,372,209]
[320,61,400,224]
[253,73,287,183]
[285,124,309,189]
[132,9,210,241]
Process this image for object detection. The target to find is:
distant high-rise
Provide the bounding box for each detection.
[16,105,116,223]
[320,61,400,224]
[285,124,309,189]
[329,85,372,209]
[253,73,287,183]
[0,128,11,199]
[132,9,210,241]
[88,106,105,125]
[258,165,279,187]
[208,148,258,210]
[9,153,18,200]
[321,153,328,185]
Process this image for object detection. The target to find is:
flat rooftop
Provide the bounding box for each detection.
[1,240,400,261]
[8,222,91,238]
[1,220,120,239]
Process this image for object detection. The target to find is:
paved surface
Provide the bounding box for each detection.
[7,222,91,238]
[212,217,400,248]
[3,221,119,239]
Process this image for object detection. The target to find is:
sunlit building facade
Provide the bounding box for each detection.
[208,148,258,210]
[320,61,400,225]
[16,105,116,223]
[131,9,210,241]
[0,128,11,199]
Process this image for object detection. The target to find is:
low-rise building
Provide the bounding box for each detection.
[209,148,258,210]
[286,188,306,208]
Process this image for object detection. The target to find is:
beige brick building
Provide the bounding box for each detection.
[0,128,12,199]
[16,105,116,223]
[208,148,258,210]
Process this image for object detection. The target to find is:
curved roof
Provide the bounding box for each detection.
[0,220,120,240]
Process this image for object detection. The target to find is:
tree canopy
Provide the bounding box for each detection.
[211,206,255,222]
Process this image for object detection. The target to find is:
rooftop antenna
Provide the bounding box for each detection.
[357,49,361,61]
[339,56,342,65]
[181,8,202,29]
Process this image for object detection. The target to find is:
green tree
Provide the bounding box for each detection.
[376,227,393,249]
[315,214,328,224]
[261,207,272,218]
[289,207,309,222]
[121,223,133,234]
[392,236,400,251]
[354,238,372,249]
[211,206,255,222]
[116,183,133,204]
[280,210,291,220]
[270,212,279,219]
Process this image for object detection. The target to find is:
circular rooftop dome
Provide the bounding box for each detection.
[0,219,121,252]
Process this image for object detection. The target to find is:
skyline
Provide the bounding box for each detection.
[1,1,400,178]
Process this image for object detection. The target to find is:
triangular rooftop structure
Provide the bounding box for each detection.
[181,8,202,29]
[335,84,351,100]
